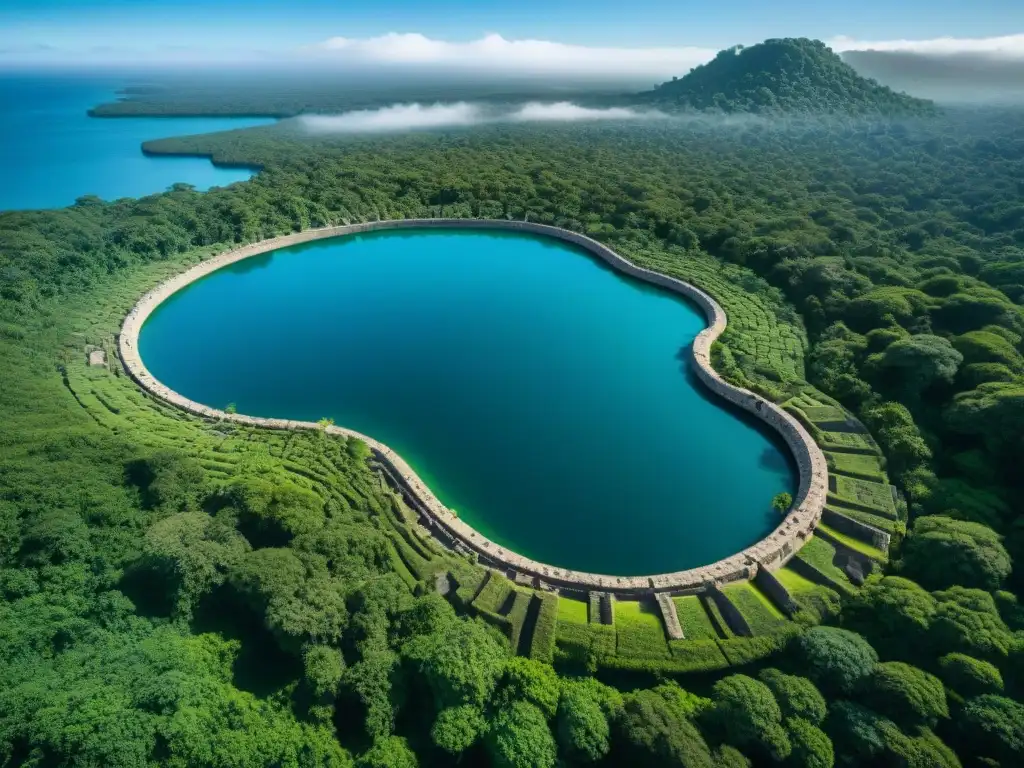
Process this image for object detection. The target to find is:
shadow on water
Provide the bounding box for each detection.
[225,250,276,275]
[675,343,799,487]
[759,446,793,476]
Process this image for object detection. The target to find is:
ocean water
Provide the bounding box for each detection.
[0,73,273,211]
[139,229,795,576]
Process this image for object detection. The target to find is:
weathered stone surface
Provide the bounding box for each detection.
[657,592,684,640]
[822,507,891,551]
[118,219,828,595]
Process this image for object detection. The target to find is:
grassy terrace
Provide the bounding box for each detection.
[38,230,872,680]
[826,451,886,482]
[616,243,808,380]
[829,475,897,517]
[819,430,877,454]
[673,596,720,641]
[724,583,788,635]
[781,388,900,556]
[818,524,889,562]
[615,600,670,659]
[794,536,856,590]
[556,595,590,624]
[829,504,898,534]
[774,565,821,594]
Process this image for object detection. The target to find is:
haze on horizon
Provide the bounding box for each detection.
[3,0,1024,103]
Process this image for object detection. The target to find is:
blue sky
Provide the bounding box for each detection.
[2,0,1022,70]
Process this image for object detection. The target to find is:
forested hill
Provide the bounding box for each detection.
[639,38,935,115]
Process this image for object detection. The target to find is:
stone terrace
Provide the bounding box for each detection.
[118,219,828,596]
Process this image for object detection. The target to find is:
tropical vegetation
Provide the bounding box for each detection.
[2,41,1024,767]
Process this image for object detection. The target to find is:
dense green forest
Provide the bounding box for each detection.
[88,78,635,119]
[640,38,934,115]
[2,97,1024,766]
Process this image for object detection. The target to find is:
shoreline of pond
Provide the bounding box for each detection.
[119,219,828,596]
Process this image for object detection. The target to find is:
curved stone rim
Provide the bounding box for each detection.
[118,218,827,594]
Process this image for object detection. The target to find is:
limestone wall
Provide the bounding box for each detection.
[118,218,828,595]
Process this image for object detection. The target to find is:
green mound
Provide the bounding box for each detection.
[639,38,934,116]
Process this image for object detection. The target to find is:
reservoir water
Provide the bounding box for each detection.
[140,229,795,575]
[0,73,273,211]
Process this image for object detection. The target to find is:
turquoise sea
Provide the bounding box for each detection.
[139,229,795,575]
[0,73,273,211]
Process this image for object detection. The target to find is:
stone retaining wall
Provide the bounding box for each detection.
[753,567,799,618]
[706,587,752,637]
[118,219,828,595]
[786,556,848,594]
[822,508,891,551]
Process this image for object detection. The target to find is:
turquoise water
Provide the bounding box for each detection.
[0,74,273,211]
[140,229,795,575]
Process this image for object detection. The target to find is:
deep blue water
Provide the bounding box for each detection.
[140,229,796,575]
[0,73,273,211]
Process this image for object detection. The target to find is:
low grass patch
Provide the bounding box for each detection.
[826,452,886,481]
[819,430,876,453]
[801,405,847,423]
[828,505,898,534]
[795,537,855,588]
[830,475,897,517]
[557,595,590,625]
[387,530,436,583]
[717,627,800,667]
[774,566,820,594]
[723,583,788,636]
[818,524,889,562]
[701,595,735,639]
[615,600,669,659]
[667,639,730,672]
[672,596,720,641]
[385,541,418,590]
[555,622,616,664]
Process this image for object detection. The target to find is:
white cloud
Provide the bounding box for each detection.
[307,32,714,78]
[830,33,1024,59]
[510,102,650,121]
[299,102,484,133]
[296,101,664,134]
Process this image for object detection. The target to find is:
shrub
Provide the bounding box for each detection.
[785,717,833,768]
[793,627,878,694]
[860,661,948,728]
[900,515,1011,592]
[957,695,1024,765]
[431,705,485,755]
[705,675,790,761]
[937,653,1004,699]
[613,686,713,767]
[485,701,557,768]
[758,669,827,725]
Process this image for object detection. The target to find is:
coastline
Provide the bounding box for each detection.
[118,219,828,596]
